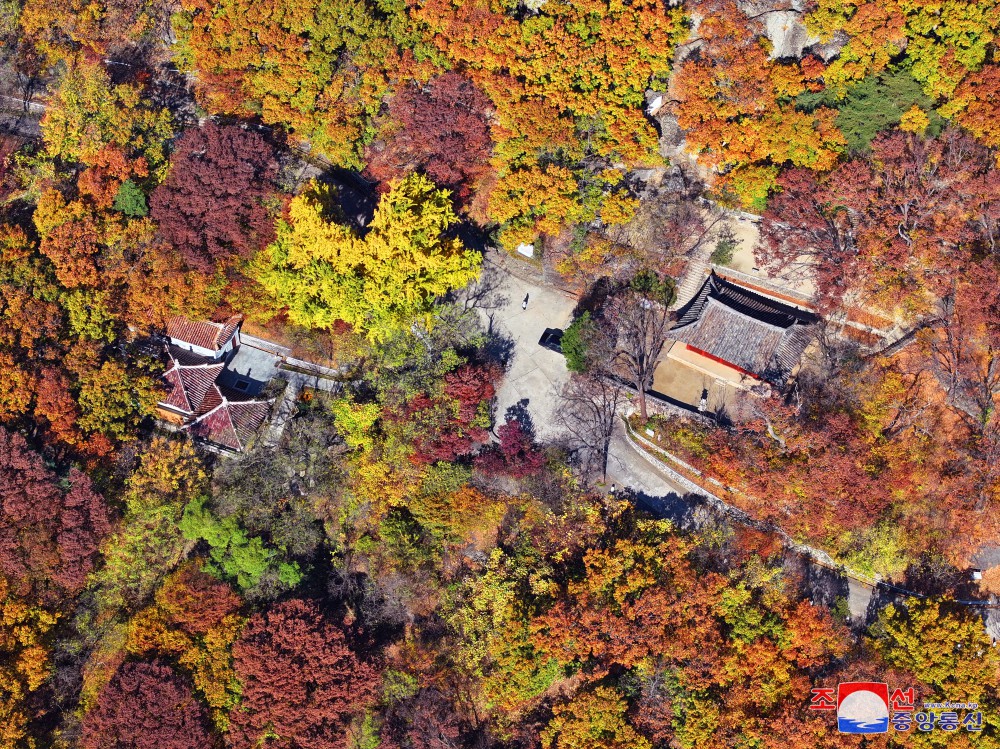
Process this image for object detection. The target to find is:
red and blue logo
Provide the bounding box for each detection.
[837,682,890,734]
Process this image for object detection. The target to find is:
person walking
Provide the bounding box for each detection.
[521,293,529,310]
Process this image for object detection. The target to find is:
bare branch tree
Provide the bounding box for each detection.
[924,277,1000,432]
[604,276,674,421]
[556,374,625,483]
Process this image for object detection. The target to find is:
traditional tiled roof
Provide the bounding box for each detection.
[186,396,272,452]
[159,343,272,451]
[669,273,818,383]
[167,314,242,351]
[160,347,225,414]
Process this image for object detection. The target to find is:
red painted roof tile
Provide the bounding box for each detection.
[167,314,242,351]
[161,367,191,411]
[187,398,271,451]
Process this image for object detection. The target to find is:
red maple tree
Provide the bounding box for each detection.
[150,123,279,271]
[364,73,493,208]
[80,660,216,749]
[760,129,996,310]
[0,427,111,602]
[474,418,546,478]
[228,598,380,749]
[401,362,500,465]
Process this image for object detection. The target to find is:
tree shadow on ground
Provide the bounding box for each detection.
[800,559,852,611]
[482,327,515,373]
[627,489,696,528]
[326,170,379,232]
[458,261,509,318]
[453,219,492,255]
[502,399,536,438]
[572,276,620,319]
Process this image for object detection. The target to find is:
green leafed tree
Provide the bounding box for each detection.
[112,179,148,217]
[179,495,303,596]
[562,311,596,374]
[798,67,944,152]
[92,439,207,614]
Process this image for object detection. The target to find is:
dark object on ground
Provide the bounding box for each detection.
[538,328,564,353]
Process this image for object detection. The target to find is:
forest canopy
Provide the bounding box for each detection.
[0,0,998,745]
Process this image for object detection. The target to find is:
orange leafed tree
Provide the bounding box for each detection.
[673,0,845,211]
[174,0,405,167]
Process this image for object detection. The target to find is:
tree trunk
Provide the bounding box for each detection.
[601,435,611,483]
[638,383,648,421]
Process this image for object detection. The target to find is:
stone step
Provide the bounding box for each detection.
[672,259,711,309]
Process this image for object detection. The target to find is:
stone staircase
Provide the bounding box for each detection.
[671,253,711,310]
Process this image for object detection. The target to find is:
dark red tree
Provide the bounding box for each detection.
[150,123,278,271]
[364,73,493,207]
[444,363,499,423]
[80,661,216,749]
[474,418,545,478]
[0,427,111,602]
[228,598,380,749]
[760,130,996,310]
[404,362,500,465]
[757,166,860,312]
[50,469,114,594]
[633,678,674,747]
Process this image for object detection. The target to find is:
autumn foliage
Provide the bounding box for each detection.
[228,599,380,749]
[256,174,480,341]
[125,563,243,729]
[80,661,216,749]
[399,362,500,465]
[365,73,493,208]
[0,428,111,603]
[673,0,845,210]
[151,124,279,271]
[5,0,1000,745]
[0,576,57,749]
[474,418,546,478]
[760,129,1000,311]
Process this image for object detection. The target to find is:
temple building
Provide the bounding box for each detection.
[156,315,274,452]
[653,273,819,414]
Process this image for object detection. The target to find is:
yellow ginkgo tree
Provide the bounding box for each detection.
[256,173,481,342]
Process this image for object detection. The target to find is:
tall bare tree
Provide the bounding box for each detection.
[604,271,675,421]
[556,374,625,483]
[923,266,1000,431]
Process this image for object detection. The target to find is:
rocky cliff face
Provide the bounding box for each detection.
[739,0,848,60]
[763,9,816,59]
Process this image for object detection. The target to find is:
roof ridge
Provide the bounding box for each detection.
[187,392,227,425]
[188,391,273,424]
[161,368,192,412]
[672,274,715,327]
[712,273,817,325]
[186,402,242,450]
[172,360,225,370]
[702,296,788,333]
